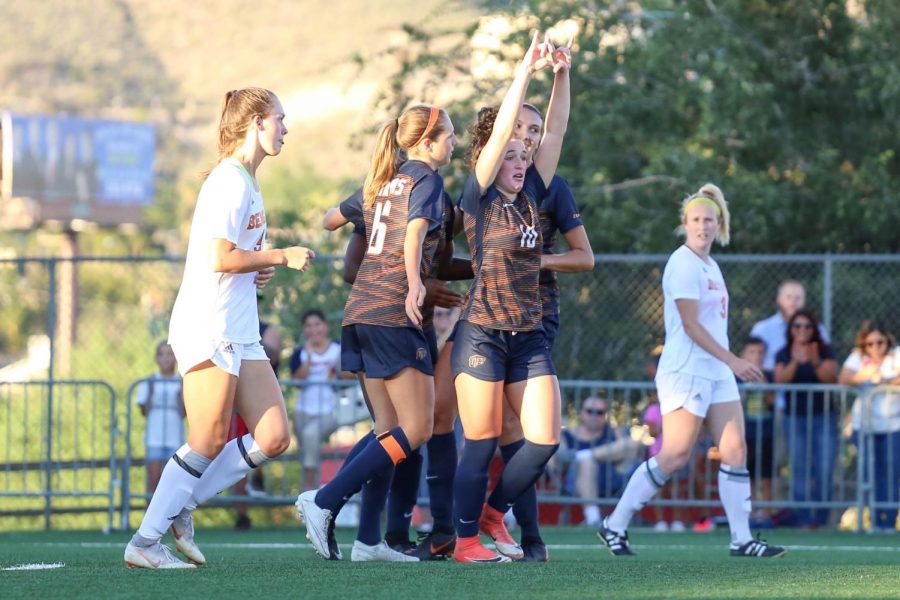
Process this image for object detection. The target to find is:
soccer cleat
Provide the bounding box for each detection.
[730,534,786,558]
[296,490,339,560]
[326,518,343,561]
[520,536,549,562]
[170,510,206,565]
[124,541,196,570]
[384,530,416,554]
[478,504,524,560]
[453,535,512,563]
[350,540,419,562]
[597,518,635,556]
[408,528,456,561]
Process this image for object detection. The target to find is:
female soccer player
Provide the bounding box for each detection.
[297,103,457,562]
[597,184,785,558]
[124,87,314,569]
[493,94,594,563]
[450,33,569,563]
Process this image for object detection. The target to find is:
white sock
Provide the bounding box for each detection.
[583,504,601,526]
[136,444,211,542]
[183,434,270,511]
[607,457,668,533]
[718,464,752,546]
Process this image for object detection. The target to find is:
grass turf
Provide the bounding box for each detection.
[1,526,898,599]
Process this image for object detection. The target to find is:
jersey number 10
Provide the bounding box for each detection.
[368,200,392,255]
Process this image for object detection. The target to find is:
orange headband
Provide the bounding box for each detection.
[411,107,440,148]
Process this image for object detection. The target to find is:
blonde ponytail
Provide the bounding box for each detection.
[362,119,401,209]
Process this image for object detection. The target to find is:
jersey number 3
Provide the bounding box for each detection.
[368,200,392,255]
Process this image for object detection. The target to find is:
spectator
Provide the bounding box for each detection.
[289,309,346,491]
[136,342,184,496]
[739,336,775,526]
[774,309,839,527]
[751,280,828,371]
[557,396,640,527]
[839,320,900,531]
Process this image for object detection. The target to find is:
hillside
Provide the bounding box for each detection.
[0,0,479,181]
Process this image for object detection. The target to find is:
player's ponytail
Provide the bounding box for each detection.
[363,105,448,209]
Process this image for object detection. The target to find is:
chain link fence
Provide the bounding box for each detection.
[1,254,898,389]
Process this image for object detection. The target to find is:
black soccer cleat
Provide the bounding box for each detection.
[730,534,786,558]
[408,528,456,561]
[385,530,416,555]
[520,536,550,562]
[597,519,635,556]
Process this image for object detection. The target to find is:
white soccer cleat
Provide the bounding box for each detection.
[296,490,339,560]
[170,510,206,565]
[350,540,420,562]
[124,541,196,570]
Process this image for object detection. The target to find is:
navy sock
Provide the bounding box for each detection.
[338,430,376,474]
[357,464,394,545]
[426,432,457,530]
[501,439,540,539]
[316,427,411,513]
[453,438,498,537]
[385,447,422,537]
[488,441,558,514]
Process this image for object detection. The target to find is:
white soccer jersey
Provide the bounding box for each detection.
[657,245,732,380]
[295,341,342,416]
[168,159,266,347]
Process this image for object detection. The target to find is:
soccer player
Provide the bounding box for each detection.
[597,184,786,558]
[327,186,468,560]
[296,104,457,562]
[450,32,569,563]
[124,88,315,569]
[492,93,594,562]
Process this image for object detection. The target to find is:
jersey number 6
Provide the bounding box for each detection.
[368,200,392,255]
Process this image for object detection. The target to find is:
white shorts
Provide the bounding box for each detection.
[655,372,740,418]
[171,339,268,377]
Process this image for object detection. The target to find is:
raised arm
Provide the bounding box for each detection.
[534,38,572,187]
[474,33,545,193]
[323,207,350,231]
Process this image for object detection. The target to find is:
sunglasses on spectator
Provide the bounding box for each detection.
[583,408,607,415]
[791,322,813,330]
[865,338,888,348]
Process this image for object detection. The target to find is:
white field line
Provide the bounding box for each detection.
[2,562,65,570]
[28,542,900,553]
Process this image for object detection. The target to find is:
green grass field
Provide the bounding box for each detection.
[1,526,898,599]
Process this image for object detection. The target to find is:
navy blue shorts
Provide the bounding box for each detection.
[542,312,560,351]
[423,325,439,367]
[450,321,556,384]
[341,324,434,378]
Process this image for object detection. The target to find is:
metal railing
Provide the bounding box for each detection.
[2,377,895,533]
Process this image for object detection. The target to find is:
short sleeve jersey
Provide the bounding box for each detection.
[339,188,366,236]
[289,341,341,416]
[168,159,266,345]
[657,245,732,380]
[538,175,583,325]
[342,161,445,327]
[459,165,546,331]
[341,184,453,329]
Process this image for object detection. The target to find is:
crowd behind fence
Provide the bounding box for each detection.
[1,378,896,534]
[1,254,899,388]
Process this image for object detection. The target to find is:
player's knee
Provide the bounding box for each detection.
[403,419,433,449]
[659,448,691,474]
[256,431,291,458]
[718,440,747,468]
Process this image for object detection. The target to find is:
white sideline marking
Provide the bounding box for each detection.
[34,542,900,553]
[2,562,65,571]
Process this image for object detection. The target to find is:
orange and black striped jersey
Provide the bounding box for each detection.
[458,166,546,331]
[342,161,445,327]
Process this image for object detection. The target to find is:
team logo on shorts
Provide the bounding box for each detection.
[519,225,537,248]
[221,343,235,354]
[416,347,427,361]
[468,354,486,368]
